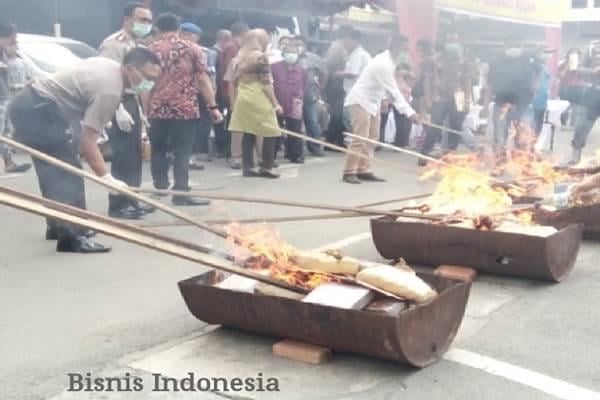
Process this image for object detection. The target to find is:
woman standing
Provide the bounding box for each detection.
[229,29,282,179]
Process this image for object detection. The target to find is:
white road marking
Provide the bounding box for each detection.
[0,173,26,180]
[312,231,371,252]
[445,348,600,400]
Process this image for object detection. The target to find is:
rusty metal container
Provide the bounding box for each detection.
[371,218,583,282]
[179,271,471,368]
[533,205,600,241]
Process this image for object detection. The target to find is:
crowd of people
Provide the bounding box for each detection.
[1,1,600,254]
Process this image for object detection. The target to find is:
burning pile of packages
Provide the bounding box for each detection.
[224,223,437,305]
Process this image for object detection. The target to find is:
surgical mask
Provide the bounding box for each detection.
[395,52,410,66]
[134,78,155,94]
[283,53,299,64]
[505,48,523,58]
[130,68,155,94]
[132,22,152,38]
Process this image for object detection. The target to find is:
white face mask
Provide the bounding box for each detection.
[283,52,299,64]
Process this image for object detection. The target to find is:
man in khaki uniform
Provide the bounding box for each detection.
[98,1,154,220]
[9,49,161,253]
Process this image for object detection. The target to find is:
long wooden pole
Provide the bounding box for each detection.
[0,185,235,260]
[139,193,435,228]
[342,131,526,191]
[261,123,418,175]
[134,188,442,221]
[0,135,228,240]
[0,186,309,293]
[0,186,408,301]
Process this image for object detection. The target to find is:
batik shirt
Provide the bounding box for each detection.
[149,33,206,120]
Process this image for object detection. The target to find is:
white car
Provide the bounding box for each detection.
[17,33,98,78]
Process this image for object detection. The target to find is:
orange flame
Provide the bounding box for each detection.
[225,223,337,290]
[421,153,513,217]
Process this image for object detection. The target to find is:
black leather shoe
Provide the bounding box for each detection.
[258,170,280,179]
[357,173,386,182]
[189,162,205,171]
[343,174,362,184]
[290,158,305,164]
[243,170,261,177]
[56,236,112,254]
[136,205,156,215]
[5,163,32,173]
[109,206,144,220]
[172,196,211,206]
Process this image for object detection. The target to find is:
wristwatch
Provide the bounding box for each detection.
[207,104,219,110]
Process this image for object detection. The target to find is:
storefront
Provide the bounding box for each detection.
[396,0,568,67]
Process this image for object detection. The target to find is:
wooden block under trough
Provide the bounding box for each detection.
[272,339,332,365]
[302,283,374,310]
[435,265,478,282]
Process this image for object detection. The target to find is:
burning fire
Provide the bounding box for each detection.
[225,223,337,290]
[421,153,512,217]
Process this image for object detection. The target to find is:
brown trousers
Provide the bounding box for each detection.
[343,104,381,175]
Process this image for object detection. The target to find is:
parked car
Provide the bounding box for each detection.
[17,33,97,77]
[15,34,110,156]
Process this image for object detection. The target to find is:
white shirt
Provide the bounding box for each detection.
[343,46,371,93]
[345,50,416,118]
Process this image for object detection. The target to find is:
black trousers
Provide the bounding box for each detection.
[108,94,142,212]
[148,119,197,193]
[279,117,303,161]
[421,99,467,155]
[242,133,276,171]
[213,97,229,157]
[193,100,212,155]
[9,86,86,240]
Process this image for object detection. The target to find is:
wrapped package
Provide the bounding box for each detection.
[496,223,558,237]
[293,251,360,275]
[357,265,437,304]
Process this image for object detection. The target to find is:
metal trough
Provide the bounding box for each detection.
[534,205,600,241]
[178,271,471,368]
[371,218,583,282]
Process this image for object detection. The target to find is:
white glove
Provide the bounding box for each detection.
[101,173,129,195]
[115,103,135,133]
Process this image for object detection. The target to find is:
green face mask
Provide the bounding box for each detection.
[134,78,155,94]
[130,68,156,94]
[132,22,152,38]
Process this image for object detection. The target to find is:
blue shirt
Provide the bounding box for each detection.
[533,67,550,110]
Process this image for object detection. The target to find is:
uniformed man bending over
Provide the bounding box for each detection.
[9,48,161,253]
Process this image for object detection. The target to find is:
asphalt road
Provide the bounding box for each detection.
[1,129,600,400]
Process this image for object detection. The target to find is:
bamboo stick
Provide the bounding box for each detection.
[0,186,407,300]
[261,123,418,175]
[138,193,434,229]
[134,187,442,221]
[342,131,519,188]
[0,185,235,261]
[0,186,308,293]
[0,135,229,240]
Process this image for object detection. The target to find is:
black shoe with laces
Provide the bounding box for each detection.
[172,196,211,206]
[109,206,144,220]
[56,236,112,254]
